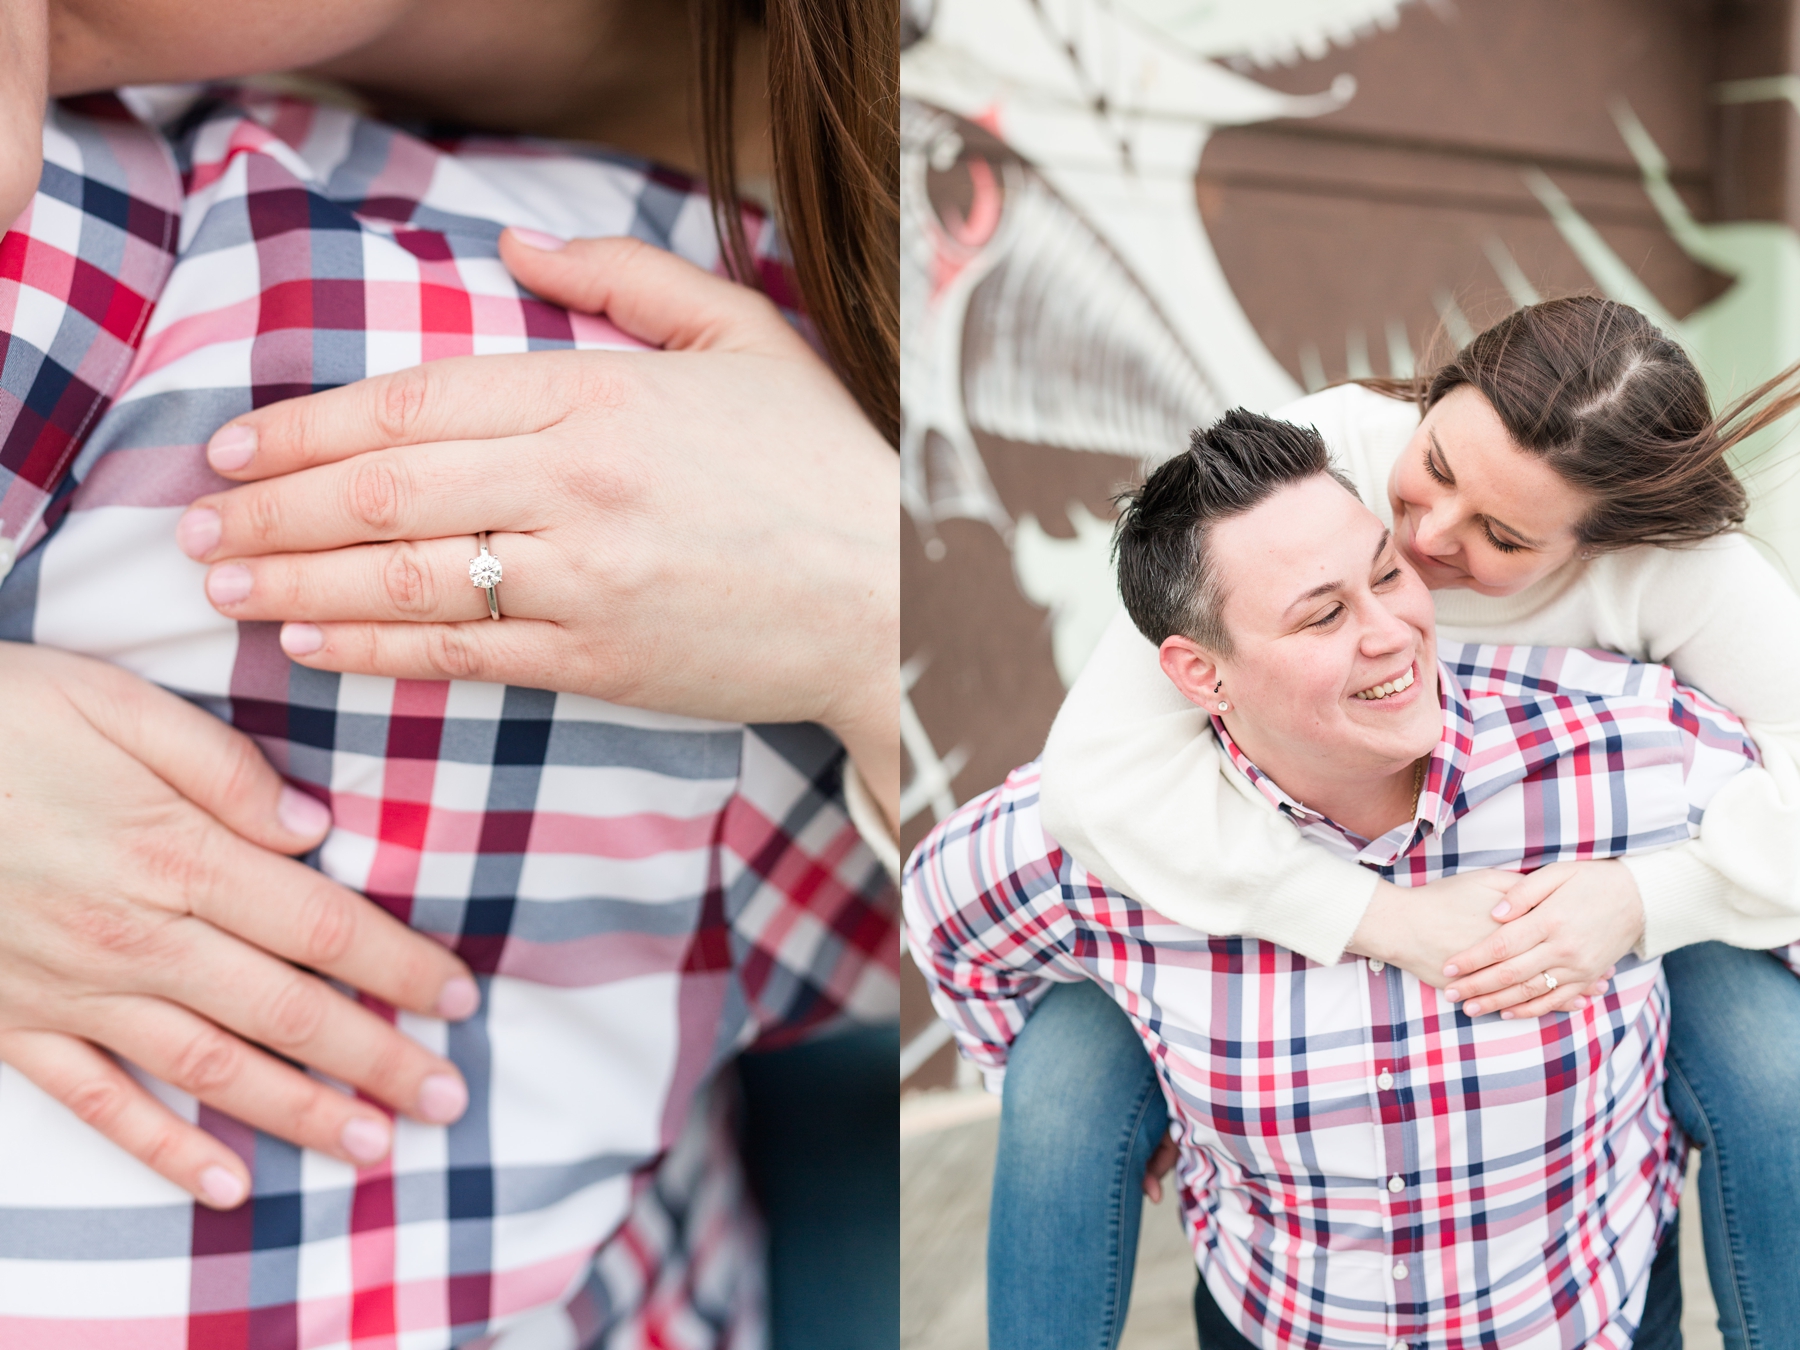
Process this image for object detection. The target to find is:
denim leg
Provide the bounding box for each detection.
[738,1024,899,1350]
[1662,943,1800,1350]
[1633,1220,1684,1350]
[988,981,1169,1350]
[1191,1275,1259,1350]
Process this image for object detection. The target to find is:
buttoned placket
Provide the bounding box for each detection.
[1365,957,1417,1349]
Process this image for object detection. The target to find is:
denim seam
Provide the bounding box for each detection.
[1666,1054,1756,1349]
[1095,1073,1165,1350]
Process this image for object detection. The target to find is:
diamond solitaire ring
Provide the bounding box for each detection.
[1542,973,1558,992]
[468,532,502,620]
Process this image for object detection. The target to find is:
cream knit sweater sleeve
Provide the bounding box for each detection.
[1038,384,1800,963]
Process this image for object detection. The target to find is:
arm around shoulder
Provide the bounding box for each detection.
[1611,538,1800,953]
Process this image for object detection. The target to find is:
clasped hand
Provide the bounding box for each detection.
[1351,861,1646,1018]
[176,233,901,826]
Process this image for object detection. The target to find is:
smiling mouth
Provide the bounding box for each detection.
[1352,665,1415,701]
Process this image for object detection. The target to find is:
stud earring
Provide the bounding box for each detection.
[1217,701,1229,711]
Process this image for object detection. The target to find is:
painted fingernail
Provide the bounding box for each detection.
[341,1115,392,1164]
[206,563,253,605]
[276,784,331,837]
[177,507,221,559]
[1501,1011,1514,1020]
[208,424,257,471]
[1445,988,1461,1001]
[280,623,324,657]
[1491,901,1511,918]
[435,976,480,1021]
[507,226,568,251]
[199,1165,247,1208]
[1465,1001,1481,1015]
[417,1073,468,1124]
[1442,964,1459,977]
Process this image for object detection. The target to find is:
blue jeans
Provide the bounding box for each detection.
[987,981,1169,1350]
[1661,943,1800,1350]
[738,1023,900,1349]
[989,956,1800,1350]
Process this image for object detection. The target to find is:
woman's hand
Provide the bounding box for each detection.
[1438,860,1644,1019]
[0,641,480,1207]
[1349,869,1608,1015]
[177,233,900,831]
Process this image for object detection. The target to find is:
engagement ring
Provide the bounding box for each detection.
[469,533,502,620]
[1542,973,1558,992]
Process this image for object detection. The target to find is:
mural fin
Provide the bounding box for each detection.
[1523,168,1684,337]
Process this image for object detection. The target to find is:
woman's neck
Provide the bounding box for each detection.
[306,0,772,185]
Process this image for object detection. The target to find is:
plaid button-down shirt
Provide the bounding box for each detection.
[0,88,896,1349]
[906,644,1792,1350]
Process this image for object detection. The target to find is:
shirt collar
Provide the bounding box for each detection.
[1212,650,1474,865]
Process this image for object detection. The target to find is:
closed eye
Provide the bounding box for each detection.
[1481,523,1526,553]
[1424,446,1452,486]
[1307,604,1345,629]
[1375,566,1403,586]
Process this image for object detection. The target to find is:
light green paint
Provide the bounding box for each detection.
[1528,101,1800,581]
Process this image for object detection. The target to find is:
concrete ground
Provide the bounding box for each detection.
[901,1089,1723,1350]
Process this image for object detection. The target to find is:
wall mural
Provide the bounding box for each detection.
[898,0,1800,1087]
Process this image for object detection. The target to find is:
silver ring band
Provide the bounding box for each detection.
[469,532,502,620]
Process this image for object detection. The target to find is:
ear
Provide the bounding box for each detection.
[1158,636,1225,710]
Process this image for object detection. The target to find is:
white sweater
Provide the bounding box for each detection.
[1039,383,1800,963]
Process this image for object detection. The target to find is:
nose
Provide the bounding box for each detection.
[1410,506,1455,558]
[1361,593,1416,658]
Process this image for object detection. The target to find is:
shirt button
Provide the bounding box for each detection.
[1368,958,1385,973]
[1377,1069,1395,1090]
[1387,1175,1405,1192]
[1392,1262,1407,1280]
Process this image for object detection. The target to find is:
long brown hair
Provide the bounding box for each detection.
[692,0,899,448]
[1364,296,1800,550]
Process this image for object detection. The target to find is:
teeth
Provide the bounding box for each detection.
[1354,667,1415,701]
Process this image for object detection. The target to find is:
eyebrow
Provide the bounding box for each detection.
[1283,528,1392,616]
[1429,432,1546,549]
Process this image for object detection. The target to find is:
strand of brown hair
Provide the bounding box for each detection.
[1351,296,1800,550]
[691,0,899,449]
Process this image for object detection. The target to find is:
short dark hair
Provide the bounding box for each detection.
[1114,408,1357,652]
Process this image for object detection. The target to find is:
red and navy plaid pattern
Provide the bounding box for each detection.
[0,88,896,1348]
[906,643,1786,1350]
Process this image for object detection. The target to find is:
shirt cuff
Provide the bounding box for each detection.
[1239,849,1382,967]
[844,761,900,883]
[1623,848,1734,957]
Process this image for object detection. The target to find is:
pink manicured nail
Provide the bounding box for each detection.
[1445,987,1461,1002]
[508,226,568,251]
[280,623,324,657]
[1491,901,1511,918]
[199,1166,247,1208]
[206,563,253,605]
[276,784,331,837]
[1501,1011,1515,1020]
[417,1074,469,1124]
[435,977,480,1021]
[1465,1001,1481,1015]
[341,1115,392,1164]
[177,507,221,559]
[1443,964,1459,978]
[208,424,257,471]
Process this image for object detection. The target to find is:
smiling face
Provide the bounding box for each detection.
[1158,475,1444,817]
[1388,384,1590,596]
